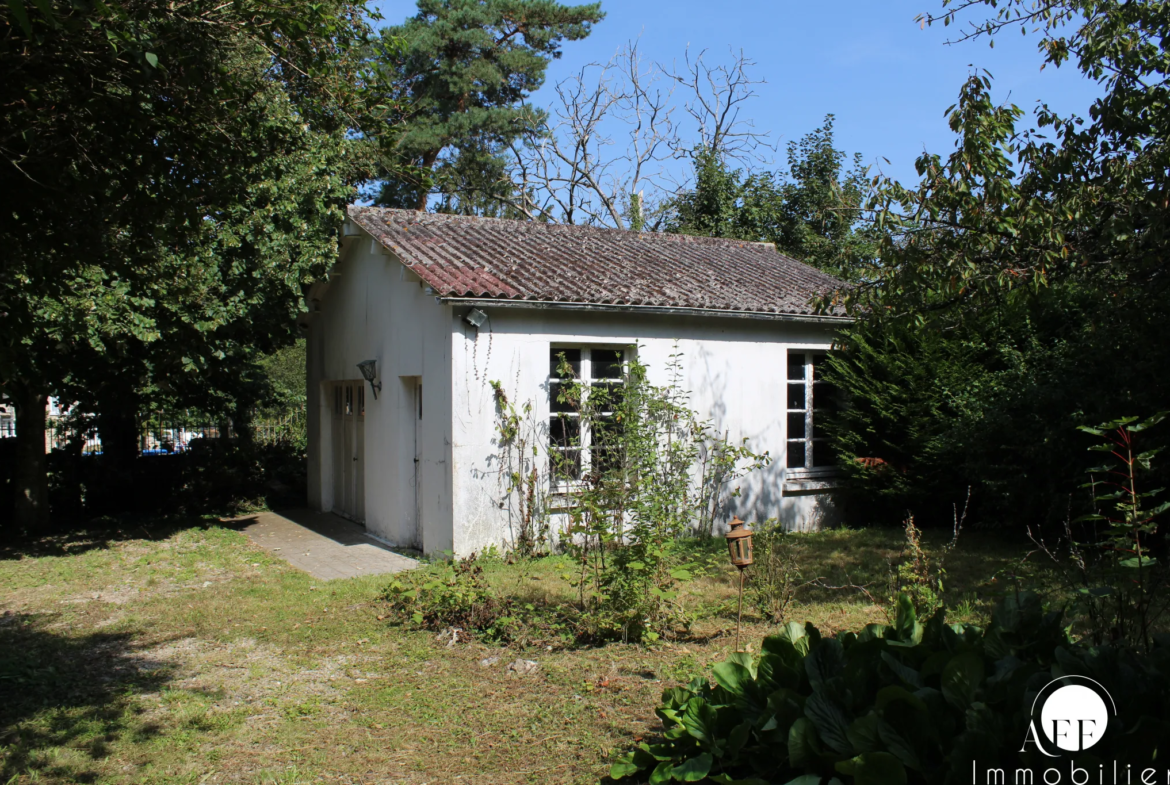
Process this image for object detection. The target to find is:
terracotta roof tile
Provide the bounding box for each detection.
[347,207,846,317]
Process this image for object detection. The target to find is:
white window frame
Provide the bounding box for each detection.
[548,344,627,493]
[785,349,838,480]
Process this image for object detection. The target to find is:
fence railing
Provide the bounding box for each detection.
[0,409,304,455]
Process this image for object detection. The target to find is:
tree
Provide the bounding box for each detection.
[668,116,878,280]
[826,0,1170,527]
[1,0,386,533]
[508,46,771,229]
[372,0,603,212]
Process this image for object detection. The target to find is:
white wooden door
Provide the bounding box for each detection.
[331,381,365,523]
[413,380,422,545]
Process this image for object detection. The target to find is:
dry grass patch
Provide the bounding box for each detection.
[0,520,1039,784]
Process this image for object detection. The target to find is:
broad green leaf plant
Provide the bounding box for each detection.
[609,592,1170,785]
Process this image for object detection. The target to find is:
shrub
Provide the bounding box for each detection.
[608,592,1170,784]
[382,553,520,642]
[750,521,809,623]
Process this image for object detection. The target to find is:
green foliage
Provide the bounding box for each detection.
[372,0,603,211]
[669,116,879,280]
[489,379,550,556]
[1033,415,1170,651]
[609,592,1170,784]
[828,1,1170,529]
[890,515,953,619]
[383,552,522,643]
[551,350,768,643]
[749,521,808,624]
[1,0,392,526]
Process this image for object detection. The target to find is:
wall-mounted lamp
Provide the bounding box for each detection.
[464,308,488,329]
[357,359,382,400]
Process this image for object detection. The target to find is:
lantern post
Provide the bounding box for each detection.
[724,517,754,652]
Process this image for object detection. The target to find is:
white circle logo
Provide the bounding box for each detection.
[1040,684,1109,751]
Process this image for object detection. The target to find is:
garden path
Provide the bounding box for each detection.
[234,509,418,580]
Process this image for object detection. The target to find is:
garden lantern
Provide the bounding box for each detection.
[357,359,382,400]
[724,517,753,652]
[725,517,753,569]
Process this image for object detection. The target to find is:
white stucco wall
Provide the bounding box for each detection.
[448,306,843,557]
[305,235,453,552]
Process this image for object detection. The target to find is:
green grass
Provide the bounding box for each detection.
[0,519,1046,784]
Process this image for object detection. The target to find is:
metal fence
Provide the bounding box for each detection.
[0,410,304,455]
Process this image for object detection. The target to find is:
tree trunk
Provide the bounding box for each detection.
[12,387,49,535]
[94,397,139,514]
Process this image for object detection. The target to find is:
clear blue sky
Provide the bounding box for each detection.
[369,0,1101,186]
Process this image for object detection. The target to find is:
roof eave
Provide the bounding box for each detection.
[437,296,853,324]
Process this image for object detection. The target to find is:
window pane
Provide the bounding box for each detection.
[549,415,580,446]
[551,449,581,481]
[812,354,827,381]
[787,353,806,381]
[590,381,624,411]
[786,441,806,469]
[813,439,836,467]
[550,348,581,379]
[787,383,806,410]
[550,382,580,413]
[787,412,806,440]
[813,382,837,411]
[592,348,624,379]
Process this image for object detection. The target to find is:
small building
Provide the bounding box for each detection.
[301,207,849,556]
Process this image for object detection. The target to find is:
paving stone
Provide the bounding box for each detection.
[233,510,418,581]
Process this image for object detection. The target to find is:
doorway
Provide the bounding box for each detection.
[402,376,423,547]
[330,381,365,523]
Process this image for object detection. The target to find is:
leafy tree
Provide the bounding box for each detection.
[668,117,878,280]
[371,0,603,212]
[1,0,387,532]
[828,0,1170,528]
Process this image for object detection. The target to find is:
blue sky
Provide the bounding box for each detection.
[369,0,1102,186]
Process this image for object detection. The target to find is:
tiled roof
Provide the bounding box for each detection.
[346,207,847,317]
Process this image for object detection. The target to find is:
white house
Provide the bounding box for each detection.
[301,207,850,556]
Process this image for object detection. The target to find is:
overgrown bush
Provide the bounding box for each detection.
[750,521,808,623]
[382,552,523,643]
[40,437,306,521]
[552,350,764,643]
[1029,415,1170,651]
[609,592,1170,785]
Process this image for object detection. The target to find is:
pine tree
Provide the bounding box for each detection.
[374,0,603,212]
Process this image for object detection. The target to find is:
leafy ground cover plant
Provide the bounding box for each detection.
[608,592,1170,785]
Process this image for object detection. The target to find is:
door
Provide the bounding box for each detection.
[412,379,423,546]
[331,381,365,523]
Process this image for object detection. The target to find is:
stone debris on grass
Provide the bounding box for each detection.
[507,658,539,676]
[478,656,500,668]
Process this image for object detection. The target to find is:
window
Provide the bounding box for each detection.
[549,346,626,485]
[333,383,365,418]
[786,351,836,471]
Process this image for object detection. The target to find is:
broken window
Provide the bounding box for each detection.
[786,351,837,471]
[549,346,626,486]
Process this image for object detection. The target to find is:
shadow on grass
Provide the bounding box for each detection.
[0,514,224,562]
[0,612,173,783]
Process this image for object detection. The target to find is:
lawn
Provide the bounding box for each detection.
[0,519,1045,785]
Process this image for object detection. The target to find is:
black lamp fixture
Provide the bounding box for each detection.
[357,359,381,400]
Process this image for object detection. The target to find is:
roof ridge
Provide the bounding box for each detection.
[348,205,787,252]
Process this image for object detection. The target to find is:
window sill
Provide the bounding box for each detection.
[783,469,842,493]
